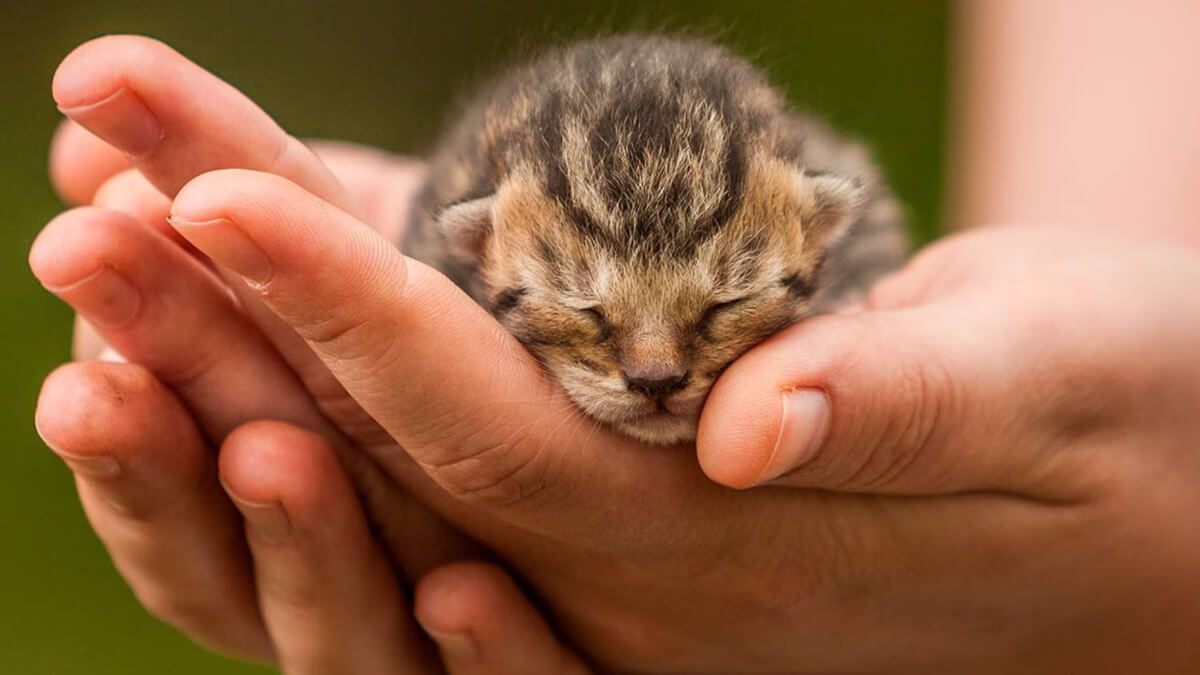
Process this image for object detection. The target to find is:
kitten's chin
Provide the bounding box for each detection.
[560,380,703,444]
[611,412,699,445]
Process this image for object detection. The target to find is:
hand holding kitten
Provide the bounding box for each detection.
[35,35,1200,674]
[166,157,1200,670]
[36,36,577,674]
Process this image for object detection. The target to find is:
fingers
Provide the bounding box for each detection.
[416,562,591,675]
[52,35,350,212]
[696,303,1099,499]
[52,35,390,448]
[29,206,314,437]
[168,169,642,518]
[31,204,477,579]
[307,140,427,239]
[49,119,130,204]
[34,362,271,661]
[93,167,195,251]
[67,167,168,365]
[220,422,439,675]
[221,423,588,675]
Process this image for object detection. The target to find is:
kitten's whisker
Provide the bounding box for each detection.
[498,393,575,406]
[495,399,584,442]
[535,400,591,457]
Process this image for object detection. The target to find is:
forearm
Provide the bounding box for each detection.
[949,0,1200,252]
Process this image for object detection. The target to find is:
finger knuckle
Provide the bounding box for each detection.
[310,384,391,445]
[256,571,321,615]
[267,135,320,182]
[295,311,399,383]
[137,587,228,634]
[419,420,556,508]
[90,486,158,524]
[838,350,956,491]
[160,348,225,399]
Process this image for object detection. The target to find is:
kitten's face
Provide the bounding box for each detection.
[441,159,857,444]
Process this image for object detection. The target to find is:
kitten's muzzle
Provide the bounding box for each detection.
[623,369,689,400]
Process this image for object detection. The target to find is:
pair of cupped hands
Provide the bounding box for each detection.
[31,36,1200,675]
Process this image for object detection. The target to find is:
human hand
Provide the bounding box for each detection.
[46,35,1200,673]
[164,159,1200,672]
[34,36,585,673]
[37,35,481,579]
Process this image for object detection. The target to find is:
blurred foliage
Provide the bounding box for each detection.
[0,1,947,672]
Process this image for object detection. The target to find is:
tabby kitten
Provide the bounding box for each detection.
[404,35,907,444]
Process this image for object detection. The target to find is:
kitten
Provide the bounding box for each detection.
[404,34,907,444]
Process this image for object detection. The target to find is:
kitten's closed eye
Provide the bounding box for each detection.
[780,273,816,299]
[491,287,527,316]
[581,307,613,343]
[698,298,750,341]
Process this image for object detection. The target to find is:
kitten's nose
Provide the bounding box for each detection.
[623,367,689,400]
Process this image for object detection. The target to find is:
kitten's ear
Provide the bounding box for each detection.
[437,194,496,260]
[795,171,864,250]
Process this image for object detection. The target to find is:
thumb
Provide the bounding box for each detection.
[696,304,1100,499]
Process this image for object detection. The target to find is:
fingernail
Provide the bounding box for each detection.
[425,629,478,662]
[168,216,272,286]
[43,266,140,328]
[222,482,291,544]
[58,87,164,158]
[759,388,831,485]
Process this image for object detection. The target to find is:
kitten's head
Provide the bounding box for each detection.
[426,35,865,443]
[436,157,861,444]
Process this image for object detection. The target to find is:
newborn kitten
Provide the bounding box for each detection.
[404,35,907,444]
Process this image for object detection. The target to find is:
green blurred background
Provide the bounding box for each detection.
[1,1,948,672]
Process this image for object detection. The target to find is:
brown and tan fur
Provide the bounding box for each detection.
[404,35,907,443]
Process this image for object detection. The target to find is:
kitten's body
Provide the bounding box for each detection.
[404,35,907,442]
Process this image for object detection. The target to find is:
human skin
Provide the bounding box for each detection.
[948,0,1200,247]
[37,122,586,674]
[32,33,1200,674]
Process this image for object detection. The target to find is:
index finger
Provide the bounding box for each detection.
[51,35,375,443]
[52,35,353,214]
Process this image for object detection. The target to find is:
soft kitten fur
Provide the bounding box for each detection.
[404,34,907,443]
